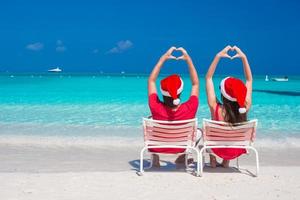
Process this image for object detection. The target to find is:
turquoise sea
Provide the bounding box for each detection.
[0,73,299,145]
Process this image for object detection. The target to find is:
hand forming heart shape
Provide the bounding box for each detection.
[167,47,189,60]
[218,45,244,60]
[165,45,245,61]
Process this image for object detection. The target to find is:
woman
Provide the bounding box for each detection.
[148,46,199,167]
[205,45,253,168]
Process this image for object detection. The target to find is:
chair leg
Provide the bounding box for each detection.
[248,147,259,177]
[144,154,153,170]
[199,147,206,177]
[139,147,147,175]
[236,157,240,170]
[185,153,188,169]
[253,149,259,177]
[194,149,200,176]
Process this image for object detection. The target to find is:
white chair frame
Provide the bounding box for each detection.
[199,119,259,177]
[139,118,200,176]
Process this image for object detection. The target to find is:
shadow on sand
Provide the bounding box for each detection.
[129,159,185,172]
[129,159,256,177]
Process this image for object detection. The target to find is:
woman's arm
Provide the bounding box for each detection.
[148,47,176,96]
[206,45,232,109]
[177,47,199,97]
[232,46,253,110]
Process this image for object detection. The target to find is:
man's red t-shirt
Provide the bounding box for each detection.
[148,93,198,154]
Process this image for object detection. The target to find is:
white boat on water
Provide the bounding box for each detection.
[272,77,288,82]
[48,67,62,72]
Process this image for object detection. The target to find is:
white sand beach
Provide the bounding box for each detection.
[0,138,300,200]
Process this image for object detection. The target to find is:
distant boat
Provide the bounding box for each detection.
[48,67,62,72]
[272,76,288,82]
[265,75,269,81]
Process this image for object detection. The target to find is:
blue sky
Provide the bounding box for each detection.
[0,0,299,75]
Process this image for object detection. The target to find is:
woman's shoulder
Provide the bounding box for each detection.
[185,95,198,104]
[181,95,199,112]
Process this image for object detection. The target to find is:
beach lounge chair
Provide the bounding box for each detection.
[139,118,200,176]
[200,119,259,177]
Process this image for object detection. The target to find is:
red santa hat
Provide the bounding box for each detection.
[160,74,184,106]
[220,77,247,114]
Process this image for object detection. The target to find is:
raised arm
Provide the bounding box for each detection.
[177,47,199,97]
[206,45,232,109]
[148,47,176,96]
[232,46,253,110]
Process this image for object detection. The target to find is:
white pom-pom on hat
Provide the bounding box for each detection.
[173,99,180,106]
[239,107,247,114]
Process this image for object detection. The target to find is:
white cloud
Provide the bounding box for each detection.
[93,49,99,54]
[26,42,44,51]
[56,40,63,46]
[108,40,133,54]
[56,46,67,52]
[56,40,66,52]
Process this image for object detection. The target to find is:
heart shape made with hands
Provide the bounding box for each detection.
[224,46,240,60]
[169,48,186,60]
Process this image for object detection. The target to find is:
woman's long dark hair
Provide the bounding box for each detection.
[219,95,247,124]
[163,94,181,108]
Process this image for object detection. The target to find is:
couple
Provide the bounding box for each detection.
[148,45,253,168]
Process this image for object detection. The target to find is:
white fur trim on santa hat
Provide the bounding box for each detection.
[220,77,237,102]
[239,107,247,114]
[160,78,184,97]
[173,98,180,105]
